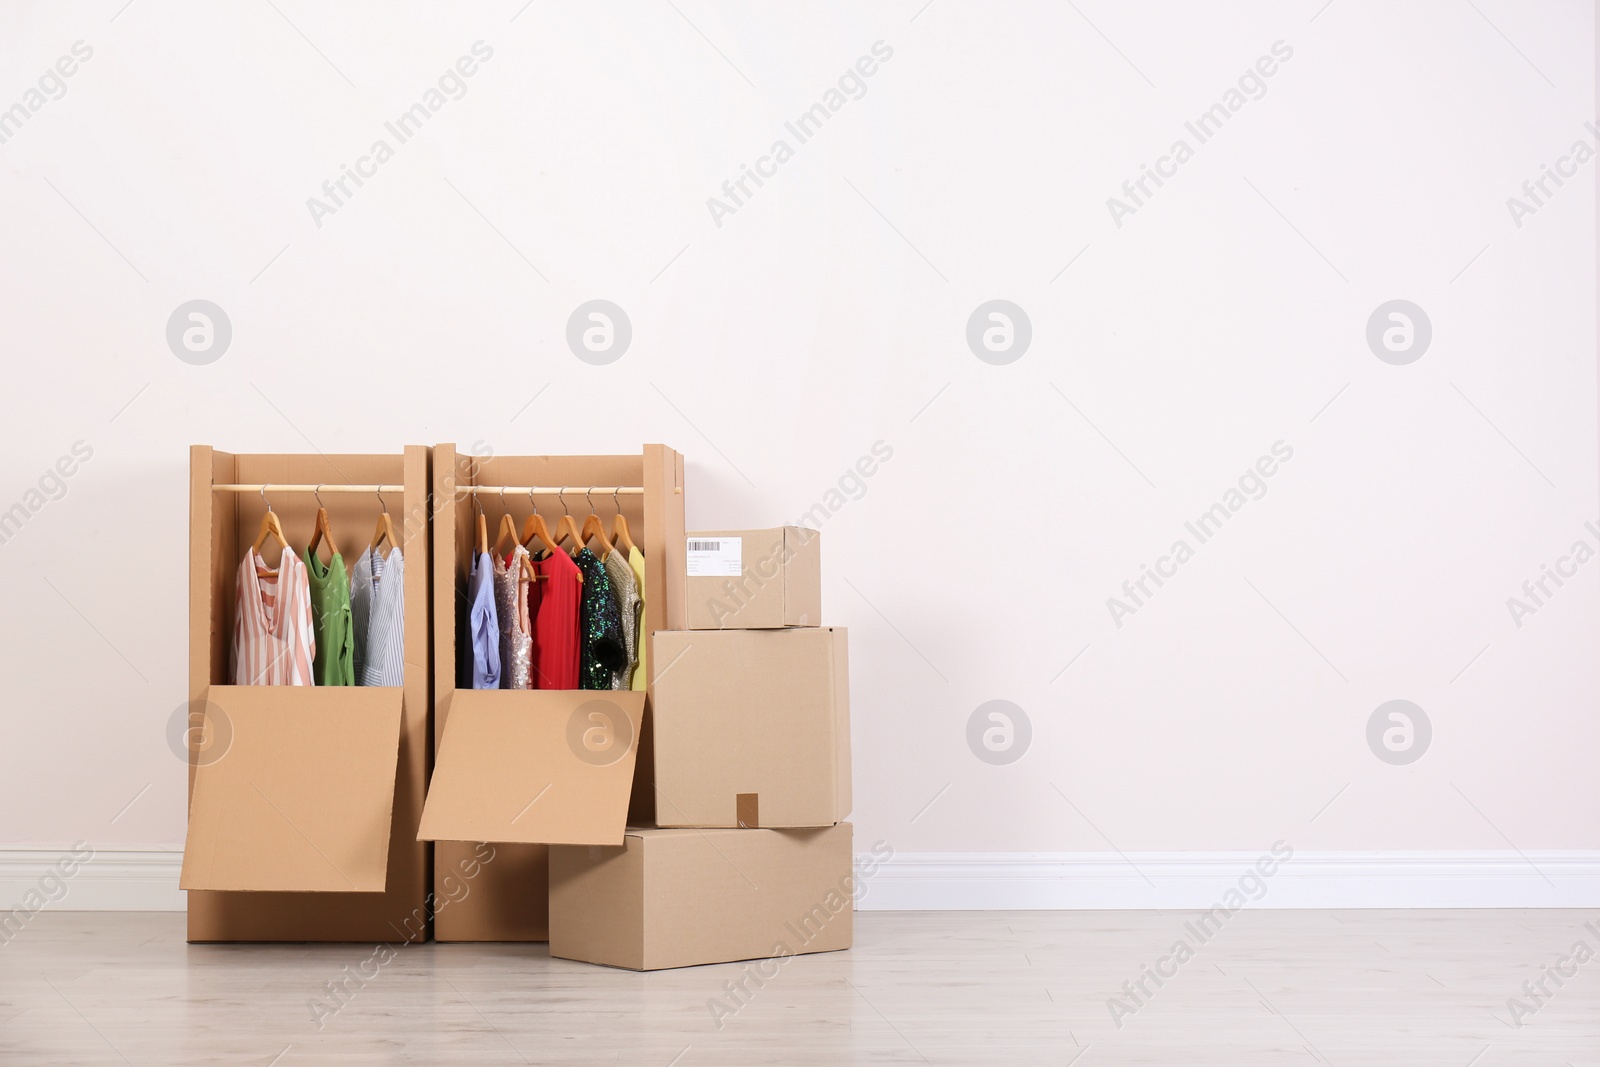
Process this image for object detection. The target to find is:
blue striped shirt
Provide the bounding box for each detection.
[351,547,405,686]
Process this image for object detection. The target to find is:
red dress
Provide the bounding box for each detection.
[530,550,581,689]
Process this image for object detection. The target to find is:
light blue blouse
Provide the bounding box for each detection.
[466,550,501,689]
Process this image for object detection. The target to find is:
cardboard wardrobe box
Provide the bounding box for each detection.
[549,823,853,970]
[684,527,820,629]
[419,444,686,942]
[182,446,433,943]
[651,627,850,829]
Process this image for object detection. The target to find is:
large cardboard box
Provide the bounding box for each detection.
[651,628,850,829]
[183,447,432,942]
[420,445,686,941]
[684,527,820,629]
[549,823,853,970]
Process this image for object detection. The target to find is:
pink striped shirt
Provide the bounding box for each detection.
[232,548,316,685]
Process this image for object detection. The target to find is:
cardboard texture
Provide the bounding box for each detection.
[428,445,685,942]
[684,527,820,629]
[180,687,403,892]
[186,446,432,943]
[549,823,854,970]
[430,842,546,942]
[418,690,645,845]
[651,628,851,829]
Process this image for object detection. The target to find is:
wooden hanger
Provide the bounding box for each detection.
[610,488,636,553]
[550,488,584,582]
[519,490,561,563]
[580,489,614,558]
[553,487,583,558]
[492,487,520,558]
[251,487,289,571]
[493,513,521,557]
[369,489,397,558]
[489,488,547,582]
[480,489,543,585]
[554,514,583,555]
[307,485,339,561]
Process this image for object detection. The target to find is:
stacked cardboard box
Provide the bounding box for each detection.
[549,528,854,970]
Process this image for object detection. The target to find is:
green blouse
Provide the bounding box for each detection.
[301,548,355,686]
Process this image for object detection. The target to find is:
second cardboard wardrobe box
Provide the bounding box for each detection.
[417,444,686,941]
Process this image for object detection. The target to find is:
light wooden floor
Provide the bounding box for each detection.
[2,910,1596,1065]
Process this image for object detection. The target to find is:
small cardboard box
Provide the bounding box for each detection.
[549,823,853,970]
[651,628,849,829]
[684,527,820,629]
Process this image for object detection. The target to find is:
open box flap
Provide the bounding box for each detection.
[180,686,405,893]
[418,690,645,846]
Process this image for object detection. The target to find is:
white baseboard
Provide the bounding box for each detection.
[4,850,1597,913]
[0,850,184,913]
[855,851,1600,910]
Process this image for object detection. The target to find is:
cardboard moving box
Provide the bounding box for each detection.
[549,823,853,970]
[685,527,820,629]
[184,446,432,943]
[423,445,686,942]
[651,627,850,829]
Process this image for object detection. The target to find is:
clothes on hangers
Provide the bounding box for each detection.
[301,547,354,686]
[465,549,501,690]
[575,548,628,690]
[603,548,641,691]
[351,546,405,686]
[493,545,535,690]
[530,549,581,689]
[628,546,646,690]
[232,547,315,686]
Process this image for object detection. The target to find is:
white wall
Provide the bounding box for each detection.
[0,1,1594,896]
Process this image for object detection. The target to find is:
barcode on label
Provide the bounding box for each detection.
[686,536,742,577]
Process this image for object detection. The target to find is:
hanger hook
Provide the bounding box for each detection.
[377,487,389,515]
[314,484,325,509]
[259,486,272,512]
[612,486,621,516]
[528,485,539,515]
[585,488,596,513]
[559,486,570,514]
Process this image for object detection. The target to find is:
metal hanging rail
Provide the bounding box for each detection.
[455,485,646,495]
[212,484,662,495]
[213,484,405,493]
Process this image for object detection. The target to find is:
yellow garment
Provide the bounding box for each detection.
[628,546,647,690]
